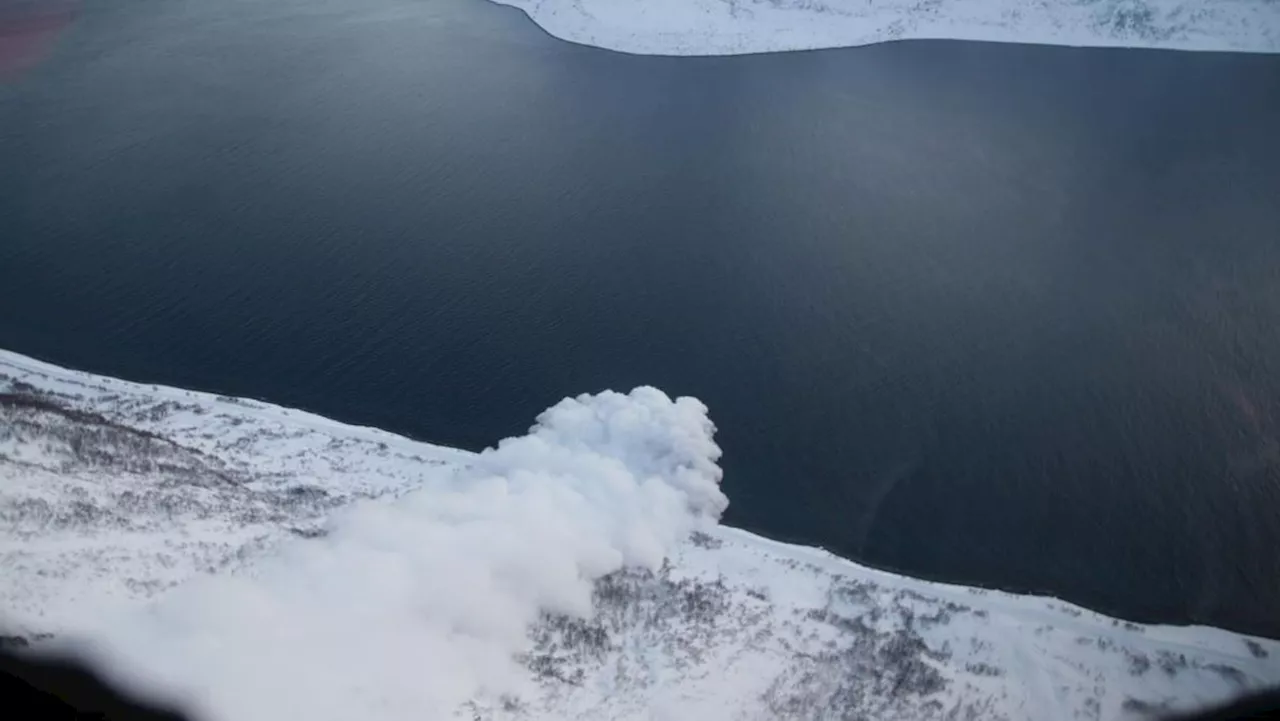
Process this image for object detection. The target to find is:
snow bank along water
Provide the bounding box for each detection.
[485,0,1280,55]
[2,348,1279,721]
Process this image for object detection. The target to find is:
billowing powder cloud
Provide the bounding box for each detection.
[73,387,726,721]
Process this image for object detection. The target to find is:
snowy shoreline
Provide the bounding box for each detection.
[3,347,1278,720]
[0,347,1267,644]
[485,0,1280,56]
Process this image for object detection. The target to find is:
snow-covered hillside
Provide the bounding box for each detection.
[485,0,1280,55]
[1,348,1277,721]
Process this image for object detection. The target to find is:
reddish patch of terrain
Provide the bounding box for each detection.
[0,1,77,78]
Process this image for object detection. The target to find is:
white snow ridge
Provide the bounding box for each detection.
[485,0,1280,55]
[1,348,1278,721]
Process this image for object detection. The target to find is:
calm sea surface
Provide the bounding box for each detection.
[3,0,1279,637]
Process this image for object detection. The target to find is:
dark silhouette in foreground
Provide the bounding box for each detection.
[3,643,1278,721]
[1,644,185,721]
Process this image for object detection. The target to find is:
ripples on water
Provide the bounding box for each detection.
[2,0,1279,636]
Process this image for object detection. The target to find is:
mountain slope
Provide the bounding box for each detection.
[484,0,1280,56]
[1,349,1277,721]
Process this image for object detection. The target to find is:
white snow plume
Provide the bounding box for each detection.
[71,387,727,721]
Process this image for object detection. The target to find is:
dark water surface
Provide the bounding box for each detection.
[3,0,1280,637]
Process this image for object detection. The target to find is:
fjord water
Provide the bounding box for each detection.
[3,0,1279,637]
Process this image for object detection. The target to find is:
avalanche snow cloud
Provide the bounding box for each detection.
[486,0,1280,55]
[3,349,1280,721]
[58,388,727,721]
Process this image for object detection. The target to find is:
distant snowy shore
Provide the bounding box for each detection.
[486,0,1280,55]
[2,348,1278,721]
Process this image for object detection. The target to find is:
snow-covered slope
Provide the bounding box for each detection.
[1,348,1277,721]
[486,0,1280,55]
